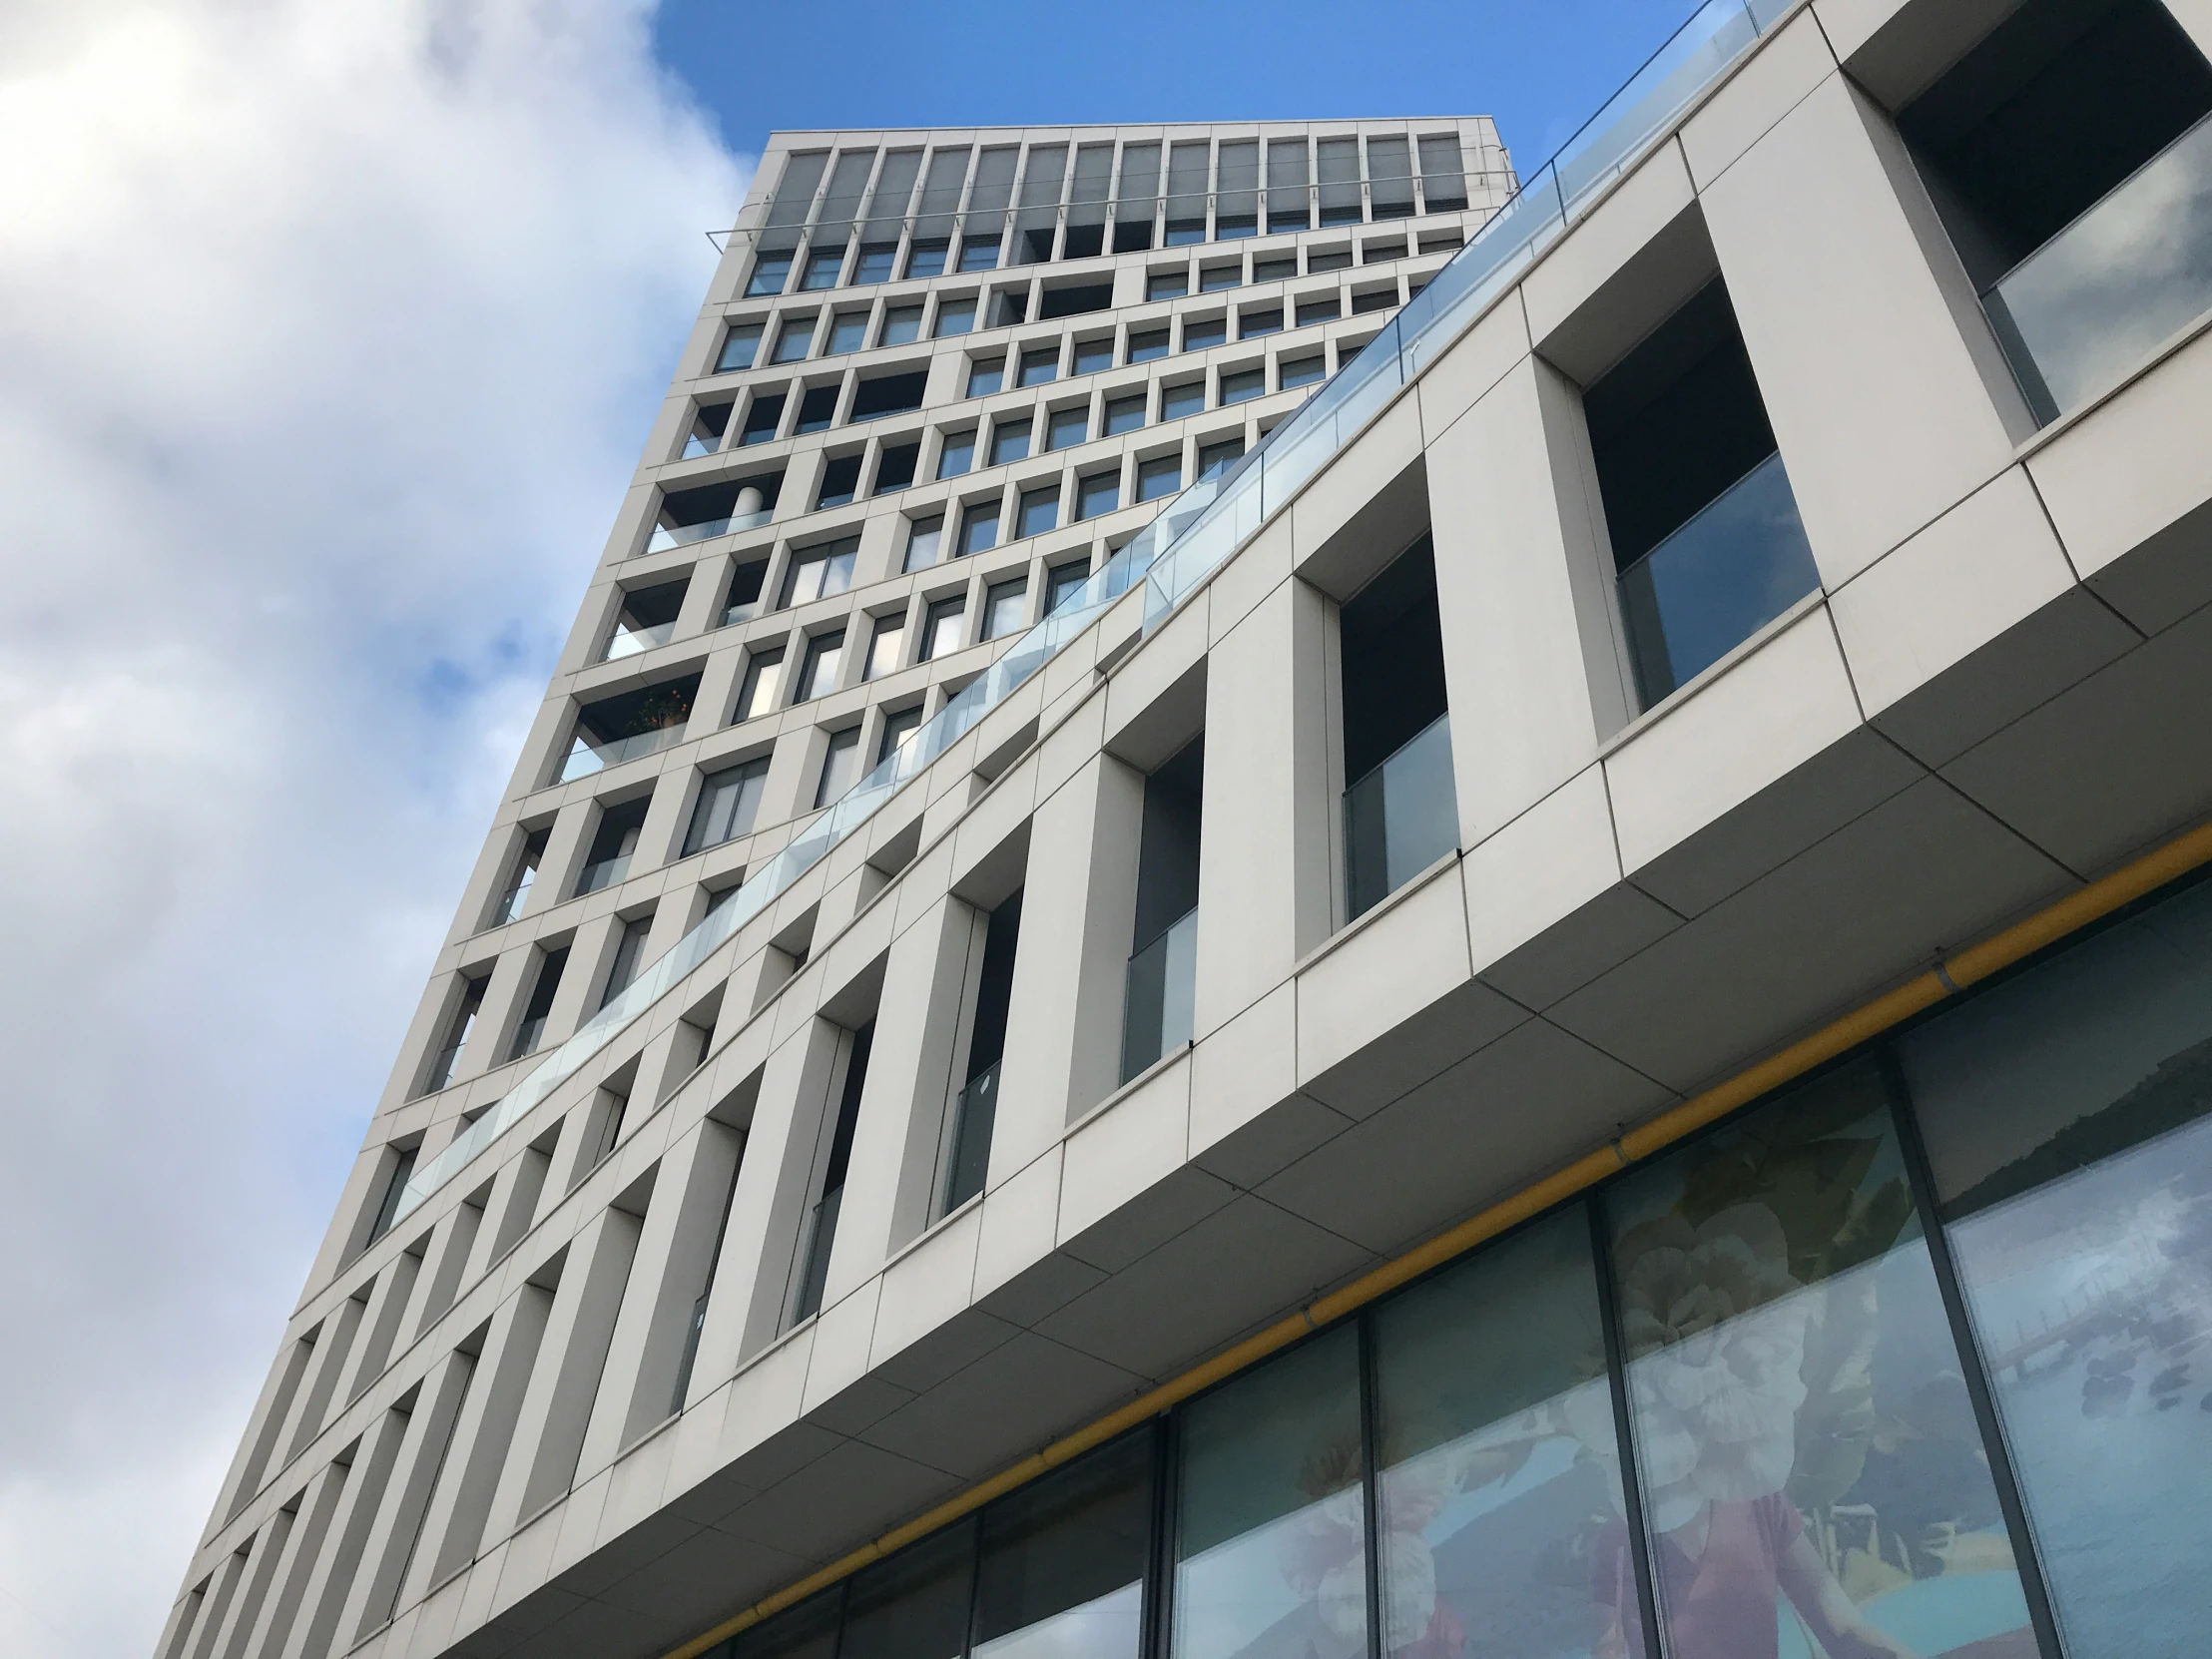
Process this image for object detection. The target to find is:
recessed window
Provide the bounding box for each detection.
[1418,231,1464,255]
[1062,222,1105,259]
[875,704,924,763]
[1216,214,1257,239]
[1037,283,1112,320]
[771,316,815,363]
[782,536,857,607]
[920,595,965,660]
[1200,264,1240,292]
[574,799,649,898]
[508,945,572,1059]
[1182,316,1226,352]
[826,313,866,354]
[606,579,687,660]
[1046,559,1091,613]
[684,758,769,855]
[906,240,949,279]
[815,454,862,509]
[903,514,944,571]
[1296,294,1341,327]
[864,614,904,680]
[797,629,845,702]
[1240,308,1283,339]
[739,393,786,445]
[1071,337,1113,375]
[424,979,484,1094]
[983,577,1028,639]
[879,304,923,346]
[1147,271,1189,300]
[1219,368,1265,406]
[722,560,767,626]
[801,246,845,289]
[989,289,1029,328]
[795,385,838,434]
[1076,470,1119,521]
[491,830,548,927]
[1102,393,1146,436]
[1307,247,1353,274]
[683,401,732,459]
[1362,237,1408,263]
[814,726,861,808]
[1017,347,1058,387]
[958,236,999,272]
[747,253,793,296]
[989,418,1031,467]
[599,912,654,1009]
[1164,218,1205,246]
[715,322,763,373]
[1352,286,1397,314]
[937,430,975,479]
[873,441,919,494]
[849,371,926,421]
[1016,486,1058,539]
[958,499,1001,557]
[1136,455,1182,501]
[1253,256,1297,282]
[735,647,785,722]
[1197,438,1245,481]
[852,244,895,284]
[1160,380,1204,420]
[934,298,976,337]
[1047,406,1088,451]
[968,357,1005,398]
[1280,353,1327,389]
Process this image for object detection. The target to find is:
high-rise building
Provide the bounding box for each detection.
[162,1,2212,1657]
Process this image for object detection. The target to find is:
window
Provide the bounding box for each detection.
[507,947,570,1060]
[1123,737,1202,1080]
[968,357,1005,397]
[851,243,895,284]
[599,913,653,1009]
[739,393,785,445]
[863,614,904,680]
[1146,271,1188,300]
[367,1146,418,1243]
[1062,222,1104,259]
[933,297,976,336]
[1341,537,1455,919]
[1352,285,1397,314]
[988,417,1030,467]
[794,385,838,434]
[1016,486,1057,539]
[826,312,866,354]
[575,799,649,896]
[1076,470,1119,521]
[492,830,548,926]
[1045,559,1091,613]
[1016,346,1057,387]
[1252,256,1296,282]
[782,537,857,607]
[682,401,731,459]
[814,726,860,809]
[1196,438,1244,482]
[875,704,922,764]
[1102,393,1146,435]
[957,499,1000,557]
[1295,294,1340,327]
[1046,405,1088,451]
[958,236,999,272]
[801,246,844,289]
[989,288,1029,329]
[1279,352,1326,389]
[1126,327,1169,364]
[1216,213,1257,239]
[1037,283,1112,319]
[562,676,698,781]
[714,322,763,372]
[1136,454,1181,501]
[1219,367,1265,405]
[684,758,769,854]
[1164,217,1204,246]
[746,252,792,295]
[1160,380,1204,420]
[936,429,975,479]
[878,304,922,346]
[1199,263,1240,292]
[905,240,948,279]
[1417,133,1470,212]
[941,886,1022,1216]
[1307,246,1353,273]
[1239,307,1283,338]
[903,514,945,571]
[423,977,486,1093]
[721,560,766,626]
[735,647,784,722]
[849,371,926,420]
[872,441,918,494]
[771,316,815,363]
[796,629,844,701]
[1362,236,1408,262]
[983,577,1028,639]
[920,596,965,659]
[815,454,861,509]
[1058,340,1107,380]
[1417,230,1464,255]
[1182,316,1226,351]
[604,579,687,660]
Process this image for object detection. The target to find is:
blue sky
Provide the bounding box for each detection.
[655,0,1700,182]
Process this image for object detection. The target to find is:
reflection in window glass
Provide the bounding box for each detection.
[1149,272,1190,300]
[1174,1325,1365,1659]
[840,1522,972,1659]
[827,312,866,354]
[797,629,843,701]
[783,539,856,606]
[907,240,949,279]
[1184,317,1228,352]
[876,704,922,764]
[1137,456,1182,501]
[984,578,1028,638]
[1905,878,2212,1659]
[921,597,965,660]
[960,237,1000,272]
[1374,1208,1628,1659]
[1103,394,1146,436]
[937,431,975,480]
[814,725,860,810]
[959,500,1000,557]
[863,615,903,680]
[1128,328,1170,364]
[1047,560,1091,613]
[1197,439,1244,483]
[1604,1063,2034,1659]
[989,419,1031,466]
[1162,381,1204,420]
[801,247,844,289]
[1220,369,1265,405]
[773,318,815,363]
[716,323,763,372]
[969,357,1005,397]
[904,515,945,571]
[683,758,769,855]
[746,253,793,296]
[880,304,923,346]
[1019,348,1059,387]
[1076,471,1119,521]
[1281,354,1327,390]
[974,1431,1151,1659]
[1017,487,1057,539]
[1048,405,1089,450]
[852,244,895,284]
[1073,337,1114,374]
[735,648,784,721]
[935,297,976,336]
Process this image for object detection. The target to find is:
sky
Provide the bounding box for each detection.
[0,2,1681,1655]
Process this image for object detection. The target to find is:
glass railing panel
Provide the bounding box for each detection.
[558,723,687,784]
[1397,168,1567,380]
[1121,906,1198,1083]
[644,508,774,556]
[1617,449,1819,708]
[790,1185,842,1325]
[941,1061,1000,1215]
[1555,0,1760,217]
[1344,711,1459,922]
[1983,110,2212,424]
[573,853,632,896]
[603,621,676,662]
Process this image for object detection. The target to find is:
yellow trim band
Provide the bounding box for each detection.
[663,815,2212,1659]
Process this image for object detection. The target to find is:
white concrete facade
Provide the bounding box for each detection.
[162,5,2212,1657]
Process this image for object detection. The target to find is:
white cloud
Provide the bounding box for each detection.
[0,3,747,1654]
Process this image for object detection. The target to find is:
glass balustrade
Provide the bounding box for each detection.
[556,722,688,784]
[645,508,775,555]
[1984,110,2212,424]
[391,0,1785,1226]
[1616,450,1818,708]
[603,620,676,661]
[1344,711,1457,921]
[1121,908,1198,1083]
[942,1061,1000,1216]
